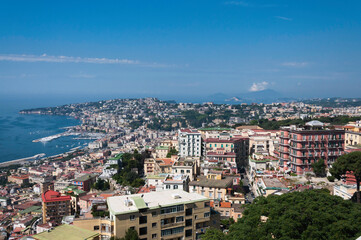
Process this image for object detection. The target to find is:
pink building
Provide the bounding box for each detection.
[280,121,345,175]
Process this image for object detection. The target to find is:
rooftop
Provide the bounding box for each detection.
[262,177,288,190]
[199,127,232,131]
[189,177,233,188]
[32,224,99,240]
[179,129,200,134]
[107,190,208,215]
[74,174,96,182]
[42,190,71,203]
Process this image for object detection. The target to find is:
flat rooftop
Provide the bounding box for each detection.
[107,190,208,215]
[189,177,233,188]
[262,177,288,189]
[32,224,99,240]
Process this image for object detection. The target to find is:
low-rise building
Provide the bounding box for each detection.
[189,177,233,200]
[72,174,97,192]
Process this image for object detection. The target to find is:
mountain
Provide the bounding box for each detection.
[206,89,293,104]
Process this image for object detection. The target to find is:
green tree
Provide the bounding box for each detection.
[201,228,226,240]
[311,158,326,177]
[120,228,139,240]
[204,189,361,240]
[166,147,178,158]
[330,151,361,203]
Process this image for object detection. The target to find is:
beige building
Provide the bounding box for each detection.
[73,217,113,240]
[344,121,361,146]
[189,177,233,201]
[107,190,210,240]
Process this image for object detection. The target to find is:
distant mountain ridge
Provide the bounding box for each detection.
[205,89,295,104]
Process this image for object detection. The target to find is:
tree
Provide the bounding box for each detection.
[201,228,226,240]
[312,158,326,177]
[330,151,361,203]
[166,147,178,158]
[120,228,139,240]
[204,189,361,240]
[92,179,110,191]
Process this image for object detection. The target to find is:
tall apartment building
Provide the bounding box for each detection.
[107,190,210,240]
[41,190,71,224]
[279,121,345,175]
[179,129,202,157]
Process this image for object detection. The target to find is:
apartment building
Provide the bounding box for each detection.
[107,190,210,240]
[41,190,71,224]
[179,129,202,157]
[280,120,345,175]
[204,137,249,168]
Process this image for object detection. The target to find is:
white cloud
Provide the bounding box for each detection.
[275,16,292,21]
[249,81,269,92]
[282,62,309,67]
[0,54,139,65]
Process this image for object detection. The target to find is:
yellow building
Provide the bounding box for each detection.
[107,190,210,240]
[344,122,361,146]
[73,218,113,239]
[189,177,233,201]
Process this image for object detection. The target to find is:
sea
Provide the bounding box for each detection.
[0,95,94,163]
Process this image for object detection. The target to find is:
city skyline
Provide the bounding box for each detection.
[1,0,361,100]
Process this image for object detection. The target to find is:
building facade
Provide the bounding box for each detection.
[179,129,202,157]
[107,190,210,240]
[280,121,345,175]
[41,190,71,224]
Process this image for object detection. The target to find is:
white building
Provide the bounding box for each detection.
[178,129,201,157]
[163,174,189,192]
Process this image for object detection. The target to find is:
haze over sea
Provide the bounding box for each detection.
[0,95,96,163]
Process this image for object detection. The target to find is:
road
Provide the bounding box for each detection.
[241,173,255,203]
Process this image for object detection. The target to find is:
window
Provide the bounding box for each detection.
[161,205,184,214]
[152,234,157,239]
[139,216,147,224]
[204,212,210,218]
[93,226,99,231]
[186,219,192,226]
[152,222,157,228]
[130,215,135,221]
[166,185,170,189]
[152,211,157,216]
[176,216,184,222]
[186,170,190,173]
[139,227,147,236]
[173,185,178,189]
[204,202,210,207]
[186,208,192,216]
[185,229,192,237]
[161,227,184,237]
[195,215,198,219]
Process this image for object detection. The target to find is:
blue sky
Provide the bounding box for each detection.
[0,0,360,101]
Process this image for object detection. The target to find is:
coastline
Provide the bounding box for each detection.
[0,108,91,164]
